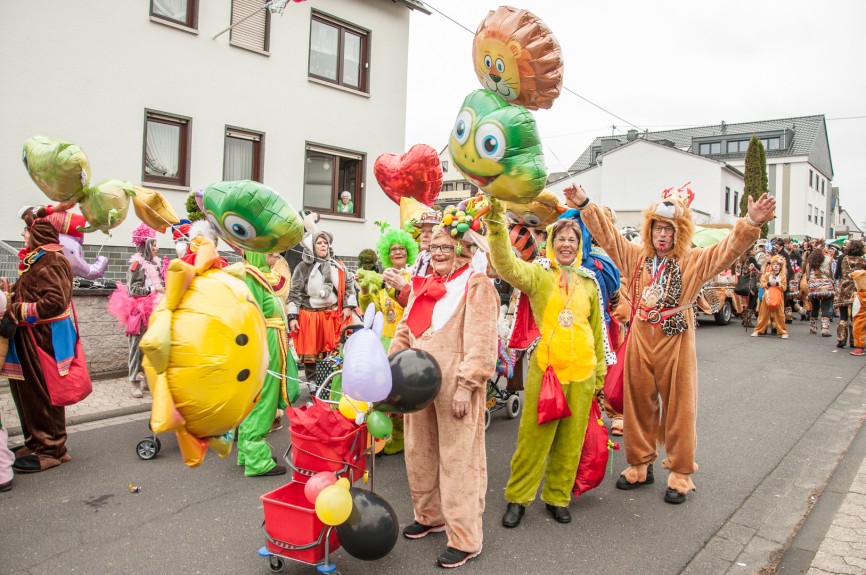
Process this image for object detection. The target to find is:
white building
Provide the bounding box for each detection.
[0,0,428,260]
[548,138,745,229]
[836,207,865,241]
[567,115,835,238]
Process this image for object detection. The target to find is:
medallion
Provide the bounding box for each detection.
[386,308,397,323]
[642,285,662,307]
[558,309,574,328]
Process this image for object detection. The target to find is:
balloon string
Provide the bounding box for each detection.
[138,199,193,242]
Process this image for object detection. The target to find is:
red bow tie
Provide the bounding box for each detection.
[406,265,468,337]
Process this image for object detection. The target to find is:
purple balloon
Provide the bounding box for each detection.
[59,234,108,279]
[341,303,392,402]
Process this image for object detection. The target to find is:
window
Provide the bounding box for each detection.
[303,144,364,217]
[727,140,749,153]
[809,170,813,188]
[441,161,449,172]
[808,204,812,222]
[815,207,819,222]
[724,187,730,213]
[150,0,198,28]
[699,142,721,155]
[733,191,739,215]
[760,137,781,151]
[230,0,271,53]
[224,127,264,182]
[460,182,472,191]
[143,110,191,187]
[821,180,825,195]
[820,211,825,226]
[443,183,454,192]
[309,13,369,92]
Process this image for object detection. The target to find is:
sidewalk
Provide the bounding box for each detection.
[0,376,151,437]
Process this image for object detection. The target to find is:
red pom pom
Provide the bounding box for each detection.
[44,204,55,215]
[594,260,603,270]
[18,263,26,270]
[17,249,27,260]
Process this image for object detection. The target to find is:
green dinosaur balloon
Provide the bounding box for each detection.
[78,179,136,234]
[201,180,304,253]
[23,135,92,202]
[448,89,546,204]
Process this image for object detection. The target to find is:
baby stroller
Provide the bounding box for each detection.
[484,340,522,429]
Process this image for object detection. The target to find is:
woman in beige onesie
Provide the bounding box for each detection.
[389,226,499,569]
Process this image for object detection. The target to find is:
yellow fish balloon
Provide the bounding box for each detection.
[140,240,268,468]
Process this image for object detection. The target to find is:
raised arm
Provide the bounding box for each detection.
[484,197,541,295]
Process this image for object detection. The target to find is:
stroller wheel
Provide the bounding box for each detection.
[153,436,162,454]
[484,408,492,430]
[268,556,284,572]
[136,438,159,460]
[506,394,521,419]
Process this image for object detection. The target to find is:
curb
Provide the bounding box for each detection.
[682,364,866,575]
[6,402,152,438]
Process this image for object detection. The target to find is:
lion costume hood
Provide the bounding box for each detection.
[640,188,696,260]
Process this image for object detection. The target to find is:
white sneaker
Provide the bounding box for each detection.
[750,331,759,337]
[130,383,143,399]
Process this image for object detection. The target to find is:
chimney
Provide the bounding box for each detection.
[627,129,639,141]
[721,121,727,133]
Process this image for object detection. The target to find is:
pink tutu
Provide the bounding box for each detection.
[107,283,159,336]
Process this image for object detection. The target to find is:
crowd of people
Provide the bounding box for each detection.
[6,182,865,569]
[734,234,866,353]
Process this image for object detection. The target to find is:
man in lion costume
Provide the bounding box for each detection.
[564,184,775,504]
[473,6,564,111]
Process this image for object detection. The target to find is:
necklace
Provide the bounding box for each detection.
[641,256,668,308]
[557,267,577,328]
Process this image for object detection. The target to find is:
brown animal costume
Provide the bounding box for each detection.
[752,255,788,338]
[579,191,760,502]
[389,227,499,563]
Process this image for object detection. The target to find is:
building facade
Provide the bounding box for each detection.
[436,146,478,206]
[569,115,837,238]
[0,0,427,264]
[549,139,745,229]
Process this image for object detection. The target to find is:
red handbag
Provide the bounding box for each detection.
[573,400,609,498]
[27,306,92,407]
[537,365,571,425]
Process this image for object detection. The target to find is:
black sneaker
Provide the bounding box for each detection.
[403,521,445,539]
[437,546,481,568]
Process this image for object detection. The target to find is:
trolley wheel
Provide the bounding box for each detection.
[153,436,162,454]
[484,408,491,430]
[268,556,284,572]
[136,438,159,460]
[506,394,521,419]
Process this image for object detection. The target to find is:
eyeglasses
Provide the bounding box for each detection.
[389,246,407,253]
[429,244,454,254]
[652,226,675,236]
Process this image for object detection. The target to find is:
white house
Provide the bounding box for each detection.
[568,115,835,238]
[0,0,428,264]
[548,138,745,229]
[836,207,865,240]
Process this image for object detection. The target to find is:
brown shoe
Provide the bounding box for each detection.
[12,453,62,474]
[255,464,286,477]
[269,416,283,434]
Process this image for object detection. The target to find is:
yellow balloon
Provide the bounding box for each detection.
[132,186,181,233]
[315,484,353,526]
[338,395,370,421]
[335,477,350,490]
[140,242,268,468]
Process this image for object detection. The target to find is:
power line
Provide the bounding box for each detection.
[422,1,644,131]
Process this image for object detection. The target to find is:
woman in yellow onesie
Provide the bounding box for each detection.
[485,198,609,528]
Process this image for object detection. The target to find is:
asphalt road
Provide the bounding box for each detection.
[1,318,863,575]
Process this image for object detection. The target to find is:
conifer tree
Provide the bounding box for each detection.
[740,135,769,237]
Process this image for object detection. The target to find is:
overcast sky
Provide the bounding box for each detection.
[404,0,866,227]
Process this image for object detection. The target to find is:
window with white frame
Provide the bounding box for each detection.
[820,211,824,226]
[143,110,191,187]
[224,127,264,182]
[733,191,739,215]
[150,0,198,28]
[304,144,364,217]
[821,179,825,195]
[808,204,812,222]
[809,169,813,188]
[230,0,271,53]
[309,12,369,92]
[724,187,730,213]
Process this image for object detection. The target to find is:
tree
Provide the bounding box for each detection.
[740,135,769,238]
[185,191,205,222]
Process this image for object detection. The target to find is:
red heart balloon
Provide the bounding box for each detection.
[374,144,443,207]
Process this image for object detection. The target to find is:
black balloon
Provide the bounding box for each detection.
[376,349,442,414]
[335,488,399,561]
